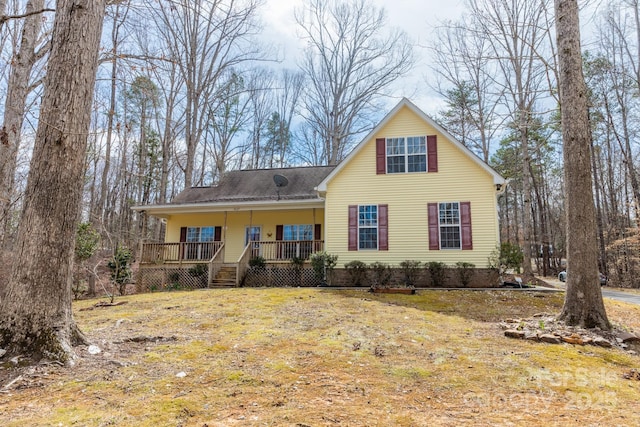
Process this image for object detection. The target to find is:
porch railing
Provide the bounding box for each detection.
[246,240,324,261]
[140,241,224,264]
[236,240,324,285]
[208,243,225,286]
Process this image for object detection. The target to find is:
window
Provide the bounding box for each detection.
[358,205,378,249]
[349,205,388,251]
[428,202,472,250]
[187,226,215,242]
[281,224,313,258]
[283,225,313,241]
[245,226,262,257]
[376,136,437,175]
[439,202,461,249]
[183,226,219,260]
[386,136,426,173]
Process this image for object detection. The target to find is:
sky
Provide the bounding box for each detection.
[259,0,468,115]
[258,0,604,117]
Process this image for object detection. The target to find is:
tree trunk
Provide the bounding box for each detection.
[0,0,106,363]
[555,0,609,329]
[0,0,45,248]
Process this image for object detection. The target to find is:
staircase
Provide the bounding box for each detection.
[210,265,237,287]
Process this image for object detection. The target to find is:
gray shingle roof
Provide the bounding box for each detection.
[171,166,336,205]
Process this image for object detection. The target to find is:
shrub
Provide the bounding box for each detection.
[345,260,368,286]
[249,256,266,269]
[290,256,306,269]
[107,244,132,295]
[427,261,447,287]
[489,242,524,273]
[168,271,180,283]
[455,261,475,287]
[73,222,100,300]
[310,251,338,285]
[400,260,421,286]
[189,264,208,288]
[369,261,392,288]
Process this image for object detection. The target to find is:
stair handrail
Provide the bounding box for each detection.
[207,243,225,287]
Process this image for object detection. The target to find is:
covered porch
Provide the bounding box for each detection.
[138,239,325,288]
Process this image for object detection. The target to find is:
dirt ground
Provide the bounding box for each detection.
[1,288,640,426]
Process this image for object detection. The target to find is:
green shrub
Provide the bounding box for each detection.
[400,260,421,286]
[309,251,338,285]
[345,260,368,286]
[189,264,208,288]
[290,256,306,269]
[73,222,100,300]
[489,242,524,273]
[369,261,392,288]
[168,271,180,283]
[455,261,475,287]
[249,256,266,269]
[427,261,447,287]
[107,244,132,296]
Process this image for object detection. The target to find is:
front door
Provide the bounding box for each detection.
[245,226,261,257]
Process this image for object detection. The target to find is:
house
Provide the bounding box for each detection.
[133,98,506,289]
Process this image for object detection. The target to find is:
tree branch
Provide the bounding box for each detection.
[0,8,54,27]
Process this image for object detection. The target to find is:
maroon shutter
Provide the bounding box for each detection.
[376,138,386,174]
[348,205,358,251]
[427,135,438,172]
[460,201,473,250]
[179,227,187,259]
[314,224,322,252]
[428,203,440,250]
[276,225,284,259]
[378,204,388,251]
[214,226,222,241]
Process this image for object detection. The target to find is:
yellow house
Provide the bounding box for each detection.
[134,98,506,288]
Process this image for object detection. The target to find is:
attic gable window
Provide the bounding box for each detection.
[386,136,426,173]
[376,135,437,174]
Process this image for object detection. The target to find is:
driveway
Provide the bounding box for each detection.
[547,277,640,307]
[601,288,640,306]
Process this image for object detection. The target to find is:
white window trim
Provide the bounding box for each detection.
[438,202,461,250]
[358,204,379,250]
[386,136,427,174]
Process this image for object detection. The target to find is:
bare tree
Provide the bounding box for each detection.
[295,0,414,165]
[0,0,106,362]
[93,0,132,228]
[0,0,49,247]
[430,18,503,163]
[555,0,610,329]
[466,0,555,280]
[151,0,264,188]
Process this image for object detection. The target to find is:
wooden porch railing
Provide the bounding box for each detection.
[140,241,224,264]
[247,240,324,261]
[236,240,324,286]
[208,243,225,286]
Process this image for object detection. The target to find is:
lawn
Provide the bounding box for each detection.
[1,288,640,426]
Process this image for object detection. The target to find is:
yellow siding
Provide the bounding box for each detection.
[325,105,500,268]
[165,209,324,263]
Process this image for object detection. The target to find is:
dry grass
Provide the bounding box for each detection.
[2,288,640,426]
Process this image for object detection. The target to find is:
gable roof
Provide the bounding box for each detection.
[133,166,336,216]
[316,98,506,192]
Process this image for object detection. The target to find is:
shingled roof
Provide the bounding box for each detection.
[170,165,337,205]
